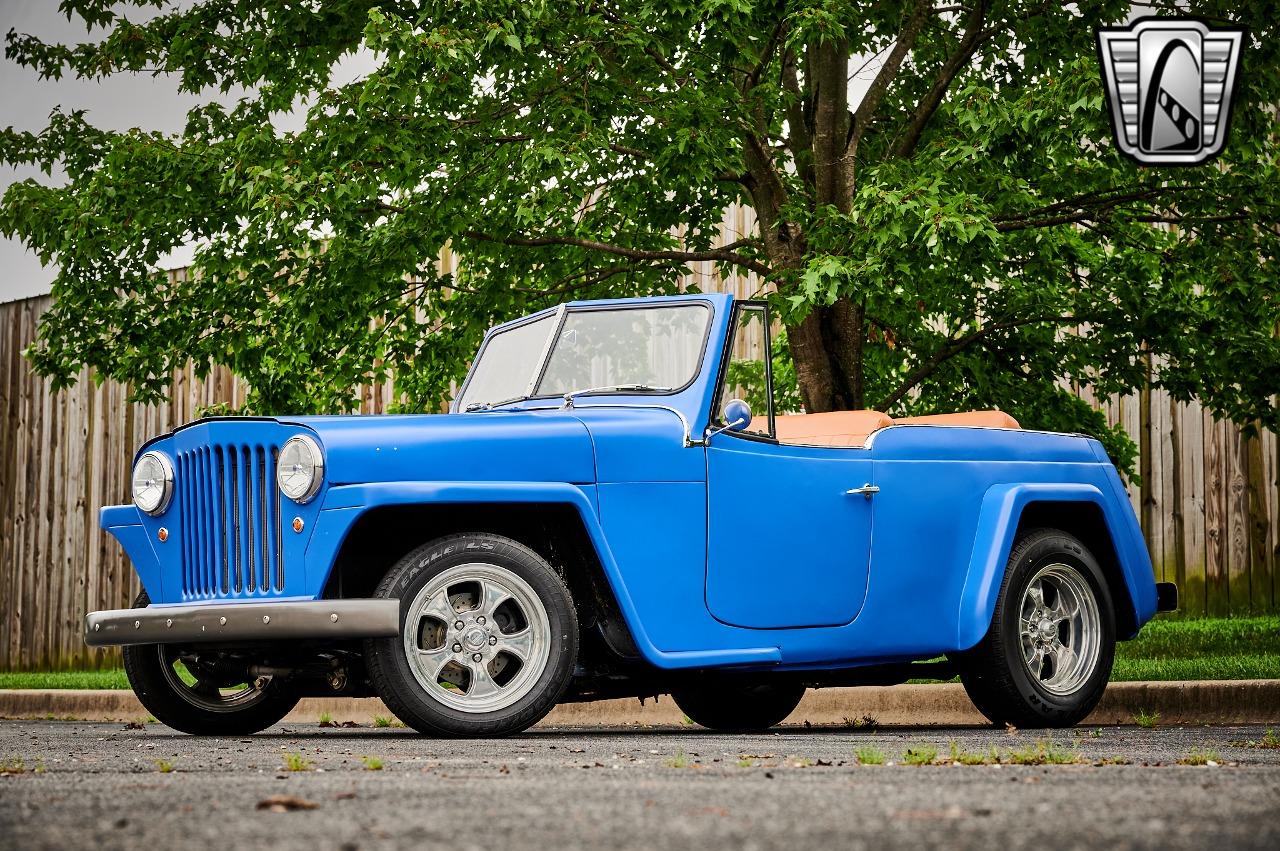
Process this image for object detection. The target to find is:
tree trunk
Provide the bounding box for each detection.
[786,296,867,413]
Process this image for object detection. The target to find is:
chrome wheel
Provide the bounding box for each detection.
[1018,563,1101,696]
[401,562,552,714]
[157,647,272,713]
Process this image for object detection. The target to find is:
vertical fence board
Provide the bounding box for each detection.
[1246,431,1272,614]
[1225,424,1252,613]
[1204,412,1229,616]
[1180,399,1207,616]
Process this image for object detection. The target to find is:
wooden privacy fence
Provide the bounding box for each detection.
[2,259,1278,669]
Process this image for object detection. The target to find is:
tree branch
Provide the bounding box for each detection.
[876,315,1089,410]
[890,0,991,159]
[460,231,772,277]
[781,48,814,190]
[847,0,933,163]
[992,186,1199,232]
[745,20,787,93]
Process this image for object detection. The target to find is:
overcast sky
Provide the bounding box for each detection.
[0,1,216,303]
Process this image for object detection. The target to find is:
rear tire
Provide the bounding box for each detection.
[365,533,578,737]
[952,528,1116,728]
[122,592,300,736]
[672,682,806,733]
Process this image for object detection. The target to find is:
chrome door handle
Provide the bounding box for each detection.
[846,484,880,498]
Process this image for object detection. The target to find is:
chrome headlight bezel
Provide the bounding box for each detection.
[277,435,324,504]
[132,451,174,516]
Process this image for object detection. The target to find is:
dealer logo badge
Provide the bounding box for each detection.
[1096,17,1245,165]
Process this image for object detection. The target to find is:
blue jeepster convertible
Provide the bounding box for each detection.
[86,294,1176,736]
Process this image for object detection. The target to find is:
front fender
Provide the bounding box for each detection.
[308,482,778,670]
[956,482,1156,650]
[101,504,165,601]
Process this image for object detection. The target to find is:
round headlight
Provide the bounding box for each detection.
[132,451,174,516]
[277,435,324,503]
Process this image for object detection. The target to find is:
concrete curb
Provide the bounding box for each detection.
[2,680,1278,727]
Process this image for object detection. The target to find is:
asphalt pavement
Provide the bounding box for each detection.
[1,720,1278,851]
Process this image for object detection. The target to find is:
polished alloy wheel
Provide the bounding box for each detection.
[1018,562,1101,696]
[157,647,272,713]
[401,562,551,713]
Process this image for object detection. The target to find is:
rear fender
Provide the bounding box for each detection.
[956,483,1156,650]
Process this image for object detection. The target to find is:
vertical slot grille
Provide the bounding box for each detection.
[178,443,286,598]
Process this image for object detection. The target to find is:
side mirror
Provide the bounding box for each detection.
[721,399,752,432]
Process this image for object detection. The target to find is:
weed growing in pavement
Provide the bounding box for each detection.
[154,759,175,773]
[361,756,384,771]
[373,716,394,728]
[283,752,313,772]
[1007,739,1083,765]
[842,714,878,729]
[0,756,26,775]
[1226,729,1278,749]
[680,715,695,727]
[902,746,938,766]
[665,750,690,769]
[736,758,753,768]
[318,712,334,726]
[855,747,885,765]
[947,741,993,765]
[1133,709,1160,728]
[1177,749,1220,766]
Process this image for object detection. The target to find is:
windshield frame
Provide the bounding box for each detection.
[454,299,716,413]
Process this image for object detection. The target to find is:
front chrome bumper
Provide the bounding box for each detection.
[83,599,400,647]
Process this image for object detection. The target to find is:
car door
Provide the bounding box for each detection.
[703,299,874,630]
[705,435,874,628]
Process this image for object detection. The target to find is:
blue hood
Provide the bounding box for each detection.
[282,410,596,486]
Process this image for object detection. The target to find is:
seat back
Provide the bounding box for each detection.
[773,411,893,448]
[770,409,1019,448]
[895,410,1020,429]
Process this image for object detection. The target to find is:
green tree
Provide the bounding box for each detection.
[4,1,1279,474]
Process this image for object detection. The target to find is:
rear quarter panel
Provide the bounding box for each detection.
[864,426,1156,655]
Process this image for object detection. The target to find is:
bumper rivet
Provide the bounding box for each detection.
[262,615,271,624]
[93,623,100,632]
[165,619,173,628]
[330,613,338,623]
[134,620,140,629]
[219,616,227,625]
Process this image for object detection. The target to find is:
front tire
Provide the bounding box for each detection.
[365,533,578,737]
[953,528,1116,728]
[672,682,806,733]
[122,593,300,735]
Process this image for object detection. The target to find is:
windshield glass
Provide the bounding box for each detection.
[457,313,556,410]
[457,303,711,410]
[537,304,710,395]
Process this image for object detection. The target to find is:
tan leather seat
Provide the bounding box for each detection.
[771,408,1019,448]
[774,411,893,448]
[895,410,1020,429]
